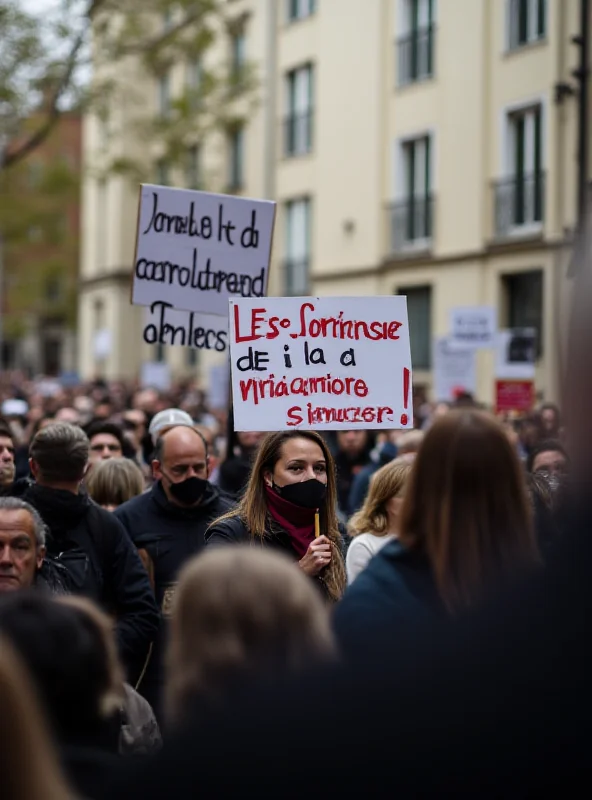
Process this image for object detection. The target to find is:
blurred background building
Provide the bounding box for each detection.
[78,0,590,404]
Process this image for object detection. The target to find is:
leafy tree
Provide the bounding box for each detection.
[0,0,257,359]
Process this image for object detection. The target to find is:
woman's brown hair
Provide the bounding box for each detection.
[399,410,539,612]
[349,458,412,538]
[0,638,73,800]
[166,546,337,727]
[210,430,346,601]
[86,457,145,508]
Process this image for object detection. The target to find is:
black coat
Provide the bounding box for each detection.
[19,482,159,672]
[114,481,233,715]
[332,539,443,659]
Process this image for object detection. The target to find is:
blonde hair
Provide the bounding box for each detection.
[166,547,337,727]
[86,457,145,508]
[210,431,346,601]
[57,596,125,718]
[0,638,73,800]
[397,430,424,455]
[349,459,412,538]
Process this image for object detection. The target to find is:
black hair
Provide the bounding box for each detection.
[526,439,568,473]
[0,592,119,744]
[85,421,125,451]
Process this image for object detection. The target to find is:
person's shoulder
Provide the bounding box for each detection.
[113,490,153,520]
[206,514,249,543]
[208,485,236,514]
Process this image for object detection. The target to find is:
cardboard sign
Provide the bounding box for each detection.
[496,328,536,379]
[450,306,496,349]
[208,365,230,410]
[229,296,413,431]
[495,380,535,413]
[142,302,228,353]
[433,337,477,401]
[132,184,276,317]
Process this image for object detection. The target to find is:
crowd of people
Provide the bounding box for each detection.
[0,366,580,798]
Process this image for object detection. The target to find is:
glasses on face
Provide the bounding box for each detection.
[91,443,121,453]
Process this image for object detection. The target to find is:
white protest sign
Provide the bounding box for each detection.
[140,362,171,391]
[433,337,477,402]
[496,328,536,379]
[142,301,228,353]
[229,296,413,431]
[132,184,276,317]
[208,365,230,410]
[93,329,112,360]
[450,306,496,349]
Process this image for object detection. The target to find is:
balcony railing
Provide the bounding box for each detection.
[283,258,310,296]
[283,111,314,157]
[493,172,545,238]
[387,196,434,254]
[397,25,435,86]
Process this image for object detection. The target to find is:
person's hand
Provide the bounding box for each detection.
[299,535,332,577]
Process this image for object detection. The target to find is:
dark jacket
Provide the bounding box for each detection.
[332,539,443,659]
[206,515,346,600]
[114,481,234,611]
[114,481,233,716]
[18,482,159,672]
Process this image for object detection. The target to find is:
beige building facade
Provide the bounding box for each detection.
[79,0,587,404]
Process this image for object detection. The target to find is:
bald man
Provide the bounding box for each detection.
[114,425,233,716]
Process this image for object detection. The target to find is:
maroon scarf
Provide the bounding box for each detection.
[265,485,316,559]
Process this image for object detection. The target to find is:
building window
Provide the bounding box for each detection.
[186,146,200,189]
[284,198,311,296]
[494,104,544,237]
[230,28,246,77]
[156,160,169,186]
[503,270,543,356]
[228,127,244,190]
[287,0,316,22]
[398,286,431,369]
[508,0,546,50]
[155,344,165,363]
[28,162,43,188]
[45,276,61,302]
[186,59,202,110]
[397,0,436,86]
[284,64,314,157]
[158,72,171,117]
[186,348,199,368]
[389,134,433,252]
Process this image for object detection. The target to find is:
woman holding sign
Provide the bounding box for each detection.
[206,431,346,601]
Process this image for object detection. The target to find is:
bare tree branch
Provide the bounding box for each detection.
[3,0,109,171]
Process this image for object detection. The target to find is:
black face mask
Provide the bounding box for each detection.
[165,475,208,505]
[273,479,327,510]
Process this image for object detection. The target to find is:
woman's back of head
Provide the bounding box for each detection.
[399,410,539,611]
[0,591,124,745]
[166,546,336,726]
[0,637,72,800]
[86,457,145,509]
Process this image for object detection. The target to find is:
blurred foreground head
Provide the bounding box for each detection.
[166,547,336,727]
[399,410,540,611]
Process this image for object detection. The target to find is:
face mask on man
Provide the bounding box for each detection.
[273,478,327,510]
[165,474,208,505]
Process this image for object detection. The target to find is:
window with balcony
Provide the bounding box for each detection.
[228,127,244,190]
[397,286,432,369]
[284,64,314,157]
[507,0,546,50]
[186,347,199,368]
[284,198,311,296]
[186,145,200,190]
[397,0,436,86]
[503,270,543,356]
[495,103,544,237]
[287,0,316,23]
[230,27,246,78]
[389,134,433,252]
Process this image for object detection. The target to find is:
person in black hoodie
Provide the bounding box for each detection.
[14,423,159,678]
[114,424,233,716]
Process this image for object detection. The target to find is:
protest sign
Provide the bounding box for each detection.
[229,296,413,431]
[131,184,276,317]
[93,329,112,360]
[140,362,171,391]
[495,380,535,413]
[142,301,228,353]
[208,365,230,410]
[433,337,477,401]
[496,328,536,379]
[450,306,496,349]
